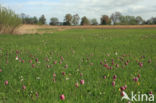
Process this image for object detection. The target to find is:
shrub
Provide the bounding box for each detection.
[0,5,22,34]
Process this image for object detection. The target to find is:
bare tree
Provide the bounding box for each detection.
[111,12,122,25]
[72,14,80,25]
[91,18,98,25]
[146,17,156,24]
[136,16,144,24]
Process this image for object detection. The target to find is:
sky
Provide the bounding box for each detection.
[1,0,156,23]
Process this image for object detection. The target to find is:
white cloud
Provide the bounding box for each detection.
[1,0,156,22]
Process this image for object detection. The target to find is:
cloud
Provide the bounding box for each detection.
[1,0,156,22]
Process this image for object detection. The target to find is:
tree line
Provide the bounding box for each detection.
[21,12,156,25]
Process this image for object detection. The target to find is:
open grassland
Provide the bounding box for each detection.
[14,24,156,34]
[0,28,156,103]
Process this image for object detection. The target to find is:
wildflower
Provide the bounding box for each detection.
[60,94,65,100]
[90,63,94,66]
[121,91,124,96]
[148,59,152,63]
[53,60,57,64]
[5,80,8,85]
[53,78,56,83]
[60,56,64,61]
[64,64,68,68]
[103,75,107,79]
[100,61,103,65]
[53,73,56,77]
[138,62,143,67]
[35,58,39,63]
[116,64,119,68]
[149,91,153,95]
[80,80,85,85]
[45,58,49,62]
[16,50,20,54]
[113,75,117,80]
[47,64,50,68]
[112,61,114,65]
[75,82,79,88]
[66,78,69,80]
[22,85,26,90]
[29,60,32,63]
[32,64,35,68]
[137,74,141,78]
[22,60,25,63]
[133,77,139,82]
[104,64,109,68]
[125,62,128,65]
[36,77,40,80]
[112,81,115,87]
[36,92,39,98]
[16,56,19,60]
[59,61,62,64]
[120,86,125,91]
[124,85,127,89]
[115,52,118,56]
[62,72,65,76]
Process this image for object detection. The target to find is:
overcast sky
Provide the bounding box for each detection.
[1,0,156,23]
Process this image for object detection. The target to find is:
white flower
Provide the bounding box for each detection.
[66,78,69,80]
[20,78,23,82]
[115,52,118,56]
[36,77,40,80]
[16,56,18,60]
[19,76,24,82]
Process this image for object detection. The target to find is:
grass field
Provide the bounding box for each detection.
[14,25,156,34]
[0,28,156,103]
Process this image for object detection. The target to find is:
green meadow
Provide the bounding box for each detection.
[0,28,156,103]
